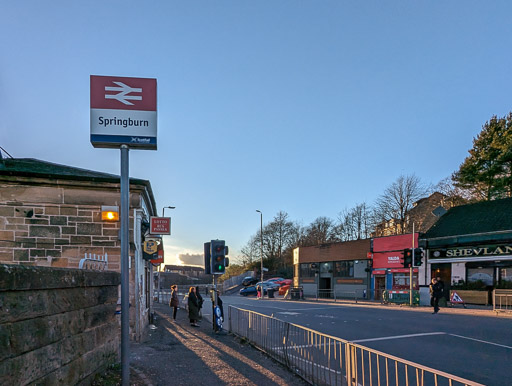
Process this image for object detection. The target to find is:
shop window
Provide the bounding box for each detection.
[300,263,314,278]
[500,268,512,282]
[320,262,333,274]
[392,272,419,290]
[467,268,494,286]
[335,261,354,277]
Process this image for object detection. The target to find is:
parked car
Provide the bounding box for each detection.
[262,280,280,290]
[266,277,292,286]
[240,286,256,296]
[279,284,290,296]
[242,276,258,286]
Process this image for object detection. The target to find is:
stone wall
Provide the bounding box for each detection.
[0,197,122,270]
[0,264,120,385]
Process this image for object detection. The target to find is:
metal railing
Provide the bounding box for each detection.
[493,289,512,313]
[78,253,108,270]
[229,306,482,386]
[315,289,384,304]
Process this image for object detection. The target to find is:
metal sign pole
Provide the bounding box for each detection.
[410,223,415,306]
[212,275,217,332]
[120,145,130,385]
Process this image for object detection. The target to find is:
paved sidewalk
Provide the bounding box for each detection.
[128,303,307,386]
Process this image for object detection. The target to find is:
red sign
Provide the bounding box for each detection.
[373,251,403,269]
[151,249,164,265]
[373,270,387,275]
[373,233,419,252]
[90,75,157,111]
[150,217,171,235]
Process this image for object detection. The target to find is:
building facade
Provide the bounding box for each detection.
[0,157,158,341]
[293,239,371,298]
[370,233,422,300]
[421,197,512,291]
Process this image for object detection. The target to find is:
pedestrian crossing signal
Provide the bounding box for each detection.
[403,249,413,268]
[413,248,424,266]
[210,240,228,274]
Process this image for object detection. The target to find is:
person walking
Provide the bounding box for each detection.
[196,286,204,322]
[187,287,200,327]
[257,284,262,299]
[436,275,446,301]
[429,278,443,314]
[169,285,179,321]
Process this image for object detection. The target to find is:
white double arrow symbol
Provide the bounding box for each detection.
[104,81,142,105]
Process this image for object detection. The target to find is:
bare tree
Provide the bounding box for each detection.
[302,216,336,246]
[239,235,259,266]
[334,203,374,241]
[374,174,428,234]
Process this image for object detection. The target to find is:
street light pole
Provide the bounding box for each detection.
[256,210,263,284]
[162,206,175,217]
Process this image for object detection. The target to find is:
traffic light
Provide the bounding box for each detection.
[413,248,424,267]
[204,242,211,274]
[210,240,227,274]
[403,249,413,268]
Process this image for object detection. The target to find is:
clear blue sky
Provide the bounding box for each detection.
[1,1,511,266]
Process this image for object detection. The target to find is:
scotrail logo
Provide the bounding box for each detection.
[104,82,142,105]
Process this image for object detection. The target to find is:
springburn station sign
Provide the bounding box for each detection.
[90,75,157,149]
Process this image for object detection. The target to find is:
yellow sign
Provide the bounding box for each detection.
[144,240,158,254]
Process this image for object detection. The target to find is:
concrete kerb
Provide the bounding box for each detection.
[261,294,511,318]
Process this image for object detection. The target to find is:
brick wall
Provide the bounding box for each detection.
[0,264,120,385]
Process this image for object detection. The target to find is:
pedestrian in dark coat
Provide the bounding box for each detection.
[429,278,443,314]
[196,286,204,320]
[187,287,200,327]
[169,285,179,321]
[216,290,224,321]
[436,276,446,300]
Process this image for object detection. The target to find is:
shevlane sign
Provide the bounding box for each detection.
[90,75,157,149]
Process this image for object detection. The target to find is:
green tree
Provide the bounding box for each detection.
[453,113,512,200]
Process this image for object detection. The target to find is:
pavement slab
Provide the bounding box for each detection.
[128,303,308,386]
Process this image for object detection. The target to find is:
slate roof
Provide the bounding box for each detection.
[0,157,157,213]
[424,197,512,239]
[0,157,148,186]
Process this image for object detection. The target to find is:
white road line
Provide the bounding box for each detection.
[351,332,446,343]
[286,307,339,311]
[448,334,512,350]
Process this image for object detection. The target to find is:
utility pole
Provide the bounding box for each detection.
[410,223,415,306]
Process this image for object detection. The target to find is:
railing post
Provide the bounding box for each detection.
[345,343,354,386]
[228,305,232,333]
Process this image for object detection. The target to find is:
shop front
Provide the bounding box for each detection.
[370,233,422,300]
[293,239,371,298]
[427,244,512,287]
[422,197,512,303]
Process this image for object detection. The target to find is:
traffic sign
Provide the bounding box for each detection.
[150,217,171,235]
[90,75,157,149]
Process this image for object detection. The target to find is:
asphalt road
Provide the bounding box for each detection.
[206,295,512,386]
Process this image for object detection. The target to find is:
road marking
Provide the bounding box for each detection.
[286,307,339,311]
[351,332,445,343]
[448,334,512,350]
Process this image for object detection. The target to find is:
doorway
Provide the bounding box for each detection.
[374,276,386,300]
[431,263,451,301]
[319,277,332,298]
